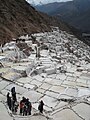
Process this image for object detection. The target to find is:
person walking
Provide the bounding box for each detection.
[38,100,44,113]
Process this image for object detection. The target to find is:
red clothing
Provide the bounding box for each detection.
[20,102,24,108]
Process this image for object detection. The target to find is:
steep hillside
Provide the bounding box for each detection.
[36,0,90,32]
[0,0,50,44]
[0,0,76,45]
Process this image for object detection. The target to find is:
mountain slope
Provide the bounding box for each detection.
[0,0,51,44]
[0,0,77,45]
[26,0,71,6]
[36,2,64,14]
[36,0,90,32]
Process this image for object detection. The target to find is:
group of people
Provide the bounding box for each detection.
[19,97,32,116]
[7,87,44,115]
[7,87,18,113]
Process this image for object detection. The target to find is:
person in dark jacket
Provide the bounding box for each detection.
[23,104,27,116]
[11,87,17,102]
[7,92,11,110]
[19,97,26,115]
[26,98,32,115]
[38,100,44,113]
[28,101,32,115]
[7,92,10,106]
[20,100,24,115]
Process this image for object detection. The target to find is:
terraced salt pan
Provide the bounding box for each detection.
[84,63,90,71]
[30,80,42,87]
[82,70,88,74]
[65,72,73,77]
[12,62,32,66]
[44,105,53,112]
[1,61,13,67]
[39,57,52,64]
[65,87,78,97]
[36,65,45,74]
[28,54,36,61]
[62,81,76,87]
[36,88,46,94]
[33,102,52,112]
[47,74,56,79]
[76,78,87,84]
[50,53,56,57]
[0,93,6,101]
[1,89,10,97]
[0,78,2,82]
[40,50,49,57]
[32,102,39,110]
[15,115,48,120]
[40,73,47,78]
[66,76,76,81]
[5,84,28,94]
[82,72,90,78]
[32,75,44,82]
[20,58,31,62]
[50,79,63,86]
[58,94,73,100]
[56,64,63,69]
[56,74,67,80]
[23,90,43,103]
[45,91,59,98]
[73,71,82,77]
[88,84,90,88]
[14,118,29,120]
[55,101,68,110]
[45,67,56,75]
[2,71,21,81]
[11,65,27,71]
[72,103,90,120]
[65,63,72,69]
[40,83,51,90]
[67,67,77,73]
[0,81,10,91]
[0,68,10,74]
[79,74,90,81]
[42,64,53,68]
[31,115,48,120]
[24,83,35,89]
[87,80,90,86]
[87,97,90,101]
[77,88,90,97]
[0,102,13,120]
[0,55,6,60]
[44,78,53,84]
[49,86,65,94]
[40,95,58,108]
[76,82,88,88]
[17,77,32,84]
[1,29,90,119]
[53,109,82,120]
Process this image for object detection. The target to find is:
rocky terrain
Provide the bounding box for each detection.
[0,27,90,120]
[0,0,74,45]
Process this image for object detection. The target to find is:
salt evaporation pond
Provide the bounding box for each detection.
[0,28,90,120]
